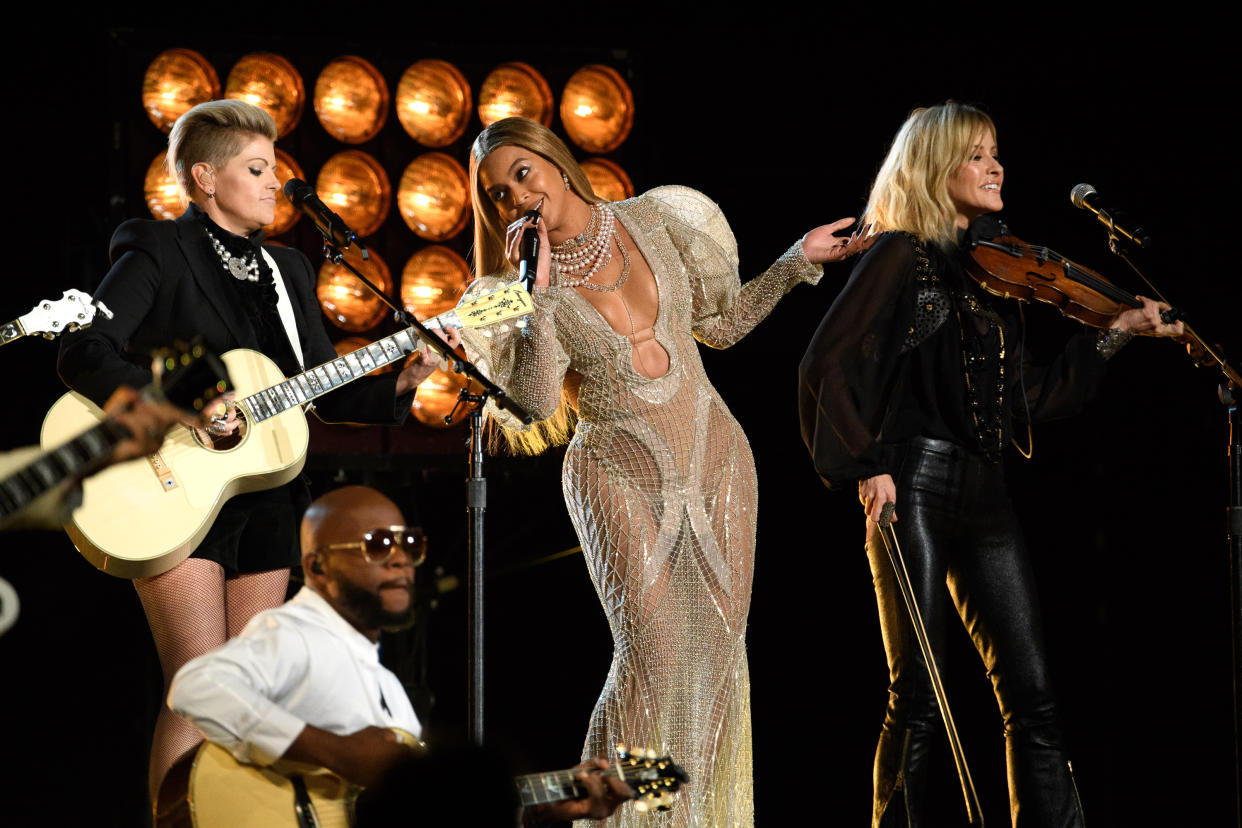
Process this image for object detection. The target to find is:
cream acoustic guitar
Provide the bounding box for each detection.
[2,342,229,529]
[187,737,686,828]
[40,283,532,578]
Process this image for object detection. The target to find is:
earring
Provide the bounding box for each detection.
[562,172,570,190]
[206,191,215,199]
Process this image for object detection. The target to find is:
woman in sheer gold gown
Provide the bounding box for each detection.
[463,118,867,826]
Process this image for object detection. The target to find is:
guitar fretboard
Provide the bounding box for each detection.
[514,770,586,807]
[1,420,129,518]
[241,328,421,422]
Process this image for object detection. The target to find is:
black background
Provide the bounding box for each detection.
[2,10,1238,826]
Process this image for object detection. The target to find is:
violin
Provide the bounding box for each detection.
[963,216,1156,329]
[964,216,1241,385]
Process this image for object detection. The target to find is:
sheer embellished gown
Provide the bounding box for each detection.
[463,186,820,826]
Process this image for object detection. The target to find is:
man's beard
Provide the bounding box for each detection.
[337,579,415,632]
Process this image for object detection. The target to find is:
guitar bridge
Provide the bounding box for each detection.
[147,451,178,491]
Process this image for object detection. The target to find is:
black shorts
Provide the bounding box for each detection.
[189,480,309,575]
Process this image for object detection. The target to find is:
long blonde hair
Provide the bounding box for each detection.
[863,102,996,248]
[467,118,602,455]
[469,117,603,277]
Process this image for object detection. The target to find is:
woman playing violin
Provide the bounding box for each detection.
[797,102,1182,827]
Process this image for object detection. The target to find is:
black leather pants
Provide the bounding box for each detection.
[866,437,1085,828]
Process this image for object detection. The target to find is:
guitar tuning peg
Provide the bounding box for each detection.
[616,743,629,758]
[645,748,656,759]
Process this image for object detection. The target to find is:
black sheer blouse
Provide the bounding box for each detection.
[798,230,1108,489]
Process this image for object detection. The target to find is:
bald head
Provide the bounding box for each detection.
[301,485,405,556]
[301,486,416,639]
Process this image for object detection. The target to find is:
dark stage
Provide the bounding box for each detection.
[2,12,1238,826]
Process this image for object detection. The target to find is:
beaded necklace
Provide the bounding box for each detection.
[550,203,631,292]
[203,224,261,282]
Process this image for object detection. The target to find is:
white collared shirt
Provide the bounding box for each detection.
[169,586,421,766]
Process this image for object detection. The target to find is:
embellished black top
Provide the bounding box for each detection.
[798,229,1108,489]
[192,205,303,378]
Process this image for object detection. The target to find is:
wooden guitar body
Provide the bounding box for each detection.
[188,729,422,828]
[189,742,356,828]
[41,349,308,578]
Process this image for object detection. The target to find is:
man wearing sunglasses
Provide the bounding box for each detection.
[168,486,633,823]
[168,485,426,789]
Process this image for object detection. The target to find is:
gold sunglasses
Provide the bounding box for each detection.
[316,526,427,566]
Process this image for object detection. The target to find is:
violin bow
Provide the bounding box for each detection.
[877,502,985,827]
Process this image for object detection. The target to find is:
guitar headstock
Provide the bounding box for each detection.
[150,342,233,416]
[452,283,533,330]
[615,744,688,813]
[18,289,112,339]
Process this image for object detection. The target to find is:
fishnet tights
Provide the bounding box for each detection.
[133,558,289,820]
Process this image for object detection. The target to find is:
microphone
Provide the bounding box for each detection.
[518,209,541,292]
[282,179,366,254]
[1069,183,1152,249]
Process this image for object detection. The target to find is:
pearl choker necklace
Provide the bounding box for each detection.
[550,203,615,282]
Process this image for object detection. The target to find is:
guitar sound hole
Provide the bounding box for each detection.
[192,407,248,452]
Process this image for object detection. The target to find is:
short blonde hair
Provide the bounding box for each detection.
[167,99,278,199]
[863,102,996,248]
[468,117,601,277]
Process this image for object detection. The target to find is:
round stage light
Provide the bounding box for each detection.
[144,152,183,220]
[317,248,392,333]
[580,157,635,202]
[225,53,305,137]
[315,150,392,238]
[265,149,305,237]
[395,59,472,147]
[402,246,470,321]
[313,56,389,144]
[560,65,634,153]
[477,62,553,127]
[396,153,470,241]
[409,364,477,428]
[333,337,396,374]
[142,49,220,133]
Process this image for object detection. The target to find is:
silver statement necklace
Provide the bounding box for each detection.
[204,225,260,282]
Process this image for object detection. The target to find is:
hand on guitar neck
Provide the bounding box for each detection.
[394,326,462,396]
[527,758,636,824]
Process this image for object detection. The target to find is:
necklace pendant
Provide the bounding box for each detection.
[227,256,251,281]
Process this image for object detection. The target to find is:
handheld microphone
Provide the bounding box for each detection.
[282,179,366,254]
[518,209,541,291]
[1069,183,1152,249]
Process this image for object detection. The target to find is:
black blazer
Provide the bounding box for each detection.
[58,209,411,425]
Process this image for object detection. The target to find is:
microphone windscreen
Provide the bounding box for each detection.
[283,178,315,204]
[1070,182,1097,209]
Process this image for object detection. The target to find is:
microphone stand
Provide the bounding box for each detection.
[315,232,532,748]
[1093,226,1242,826]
